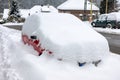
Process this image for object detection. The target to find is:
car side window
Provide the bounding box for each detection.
[107,14,115,21]
[98,15,107,21]
[30,35,37,39]
[98,15,103,21]
[101,16,107,21]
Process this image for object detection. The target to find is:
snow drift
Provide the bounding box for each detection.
[0,25,120,80]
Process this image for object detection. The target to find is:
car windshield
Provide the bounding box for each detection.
[98,14,108,21]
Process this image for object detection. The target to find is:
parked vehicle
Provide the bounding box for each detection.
[22,13,109,65]
[91,12,120,29]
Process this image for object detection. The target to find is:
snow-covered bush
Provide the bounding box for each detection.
[7,0,21,23]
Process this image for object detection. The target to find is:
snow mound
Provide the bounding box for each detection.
[22,13,109,64]
[94,27,120,35]
[0,25,23,80]
[1,25,120,80]
[0,25,45,80]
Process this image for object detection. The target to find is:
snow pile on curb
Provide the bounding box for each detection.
[0,25,23,80]
[2,23,23,26]
[0,25,45,80]
[94,28,120,35]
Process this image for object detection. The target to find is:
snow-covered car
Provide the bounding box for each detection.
[22,13,109,66]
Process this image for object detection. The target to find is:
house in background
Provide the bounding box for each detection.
[57,0,99,21]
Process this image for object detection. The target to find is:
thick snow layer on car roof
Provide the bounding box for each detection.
[107,12,120,21]
[22,13,109,63]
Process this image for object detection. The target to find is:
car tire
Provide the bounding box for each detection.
[107,24,112,29]
[92,22,96,27]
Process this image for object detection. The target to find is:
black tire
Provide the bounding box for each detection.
[107,24,112,29]
[102,26,106,28]
[91,22,96,27]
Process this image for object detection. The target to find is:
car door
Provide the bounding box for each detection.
[93,15,104,27]
[100,15,107,27]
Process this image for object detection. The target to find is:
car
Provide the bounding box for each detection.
[22,13,109,66]
[91,12,120,29]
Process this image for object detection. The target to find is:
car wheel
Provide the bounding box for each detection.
[107,24,112,29]
[92,22,96,27]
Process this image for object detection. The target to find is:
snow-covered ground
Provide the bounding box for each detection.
[0,25,120,80]
[0,25,23,80]
[94,28,120,35]
[2,23,23,26]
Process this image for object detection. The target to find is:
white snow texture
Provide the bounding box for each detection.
[0,24,120,80]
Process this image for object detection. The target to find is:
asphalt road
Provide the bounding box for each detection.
[99,32,120,54]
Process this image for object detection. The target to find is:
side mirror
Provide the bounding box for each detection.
[30,35,37,39]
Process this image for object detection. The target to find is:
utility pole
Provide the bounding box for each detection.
[84,0,87,21]
[8,0,11,16]
[113,0,116,11]
[105,0,108,13]
[90,0,93,22]
[8,0,10,10]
